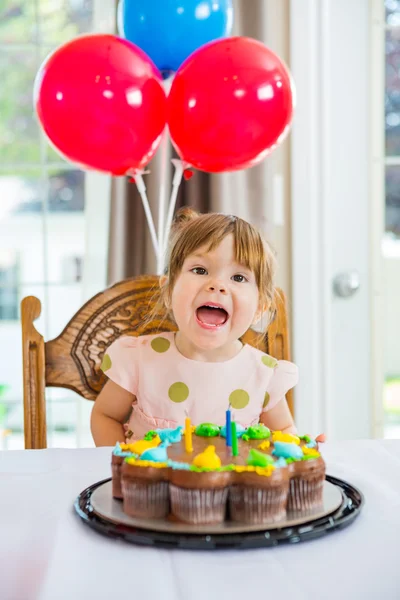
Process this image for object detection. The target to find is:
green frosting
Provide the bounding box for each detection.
[194,423,221,437]
[242,424,271,441]
[144,430,158,441]
[247,449,275,468]
[188,464,235,473]
[285,454,319,464]
[299,434,311,443]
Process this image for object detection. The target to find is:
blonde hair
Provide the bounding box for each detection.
[159,208,277,331]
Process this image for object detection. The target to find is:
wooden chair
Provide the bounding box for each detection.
[21,275,293,449]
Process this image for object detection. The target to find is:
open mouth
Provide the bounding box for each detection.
[196,304,229,328]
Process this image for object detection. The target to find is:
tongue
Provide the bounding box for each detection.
[197,307,227,326]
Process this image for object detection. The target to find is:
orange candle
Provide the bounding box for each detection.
[185,417,193,453]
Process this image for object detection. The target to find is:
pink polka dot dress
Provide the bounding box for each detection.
[101,332,298,441]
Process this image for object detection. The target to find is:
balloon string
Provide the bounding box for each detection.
[134,174,160,261]
[157,128,169,275]
[163,159,184,258]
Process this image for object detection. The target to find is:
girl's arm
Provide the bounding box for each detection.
[91,380,135,446]
[259,398,297,434]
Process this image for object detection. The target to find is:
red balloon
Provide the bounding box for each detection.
[168,37,295,173]
[34,34,167,175]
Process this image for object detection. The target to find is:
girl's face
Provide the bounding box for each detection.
[170,235,261,358]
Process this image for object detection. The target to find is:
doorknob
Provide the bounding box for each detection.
[333,271,360,298]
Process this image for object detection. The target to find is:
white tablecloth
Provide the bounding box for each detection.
[1,440,400,600]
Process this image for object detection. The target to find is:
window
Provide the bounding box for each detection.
[0,251,18,321]
[380,0,400,437]
[0,1,114,450]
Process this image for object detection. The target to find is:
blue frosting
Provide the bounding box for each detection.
[156,426,183,444]
[167,460,191,471]
[273,457,288,468]
[306,440,317,449]
[140,445,169,463]
[272,441,304,460]
[220,423,246,438]
[112,443,137,458]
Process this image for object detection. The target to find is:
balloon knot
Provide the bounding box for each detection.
[183,169,194,181]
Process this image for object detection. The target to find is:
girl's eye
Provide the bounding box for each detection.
[192,267,207,275]
[232,274,248,283]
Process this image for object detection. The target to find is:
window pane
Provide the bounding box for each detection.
[5,168,85,214]
[46,388,78,448]
[39,0,94,45]
[385,29,400,155]
[0,1,38,44]
[47,168,85,213]
[47,283,84,336]
[385,166,400,237]
[0,250,19,321]
[0,171,48,283]
[45,169,85,283]
[0,50,41,164]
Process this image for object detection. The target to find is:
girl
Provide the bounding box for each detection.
[91,208,298,446]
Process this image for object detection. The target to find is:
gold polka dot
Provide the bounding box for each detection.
[263,392,270,408]
[262,355,278,368]
[100,354,112,372]
[229,389,250,409]
[168,382,189,403]
[151,337,171,353]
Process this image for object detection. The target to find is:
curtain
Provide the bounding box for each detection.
[107,0,291,295]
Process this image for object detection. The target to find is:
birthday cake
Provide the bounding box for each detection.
[111,422,325,526]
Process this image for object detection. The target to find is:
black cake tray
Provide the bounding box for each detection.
[73,475,364,550]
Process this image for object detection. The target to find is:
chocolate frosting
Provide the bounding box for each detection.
[119,434,325,490]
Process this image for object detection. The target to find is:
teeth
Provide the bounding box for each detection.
[203,304,225,310]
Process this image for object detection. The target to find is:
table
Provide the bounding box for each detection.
[1,440,400,600]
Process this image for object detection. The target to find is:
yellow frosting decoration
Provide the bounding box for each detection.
[130,435,161,455]
[124,458,168,468]
[119,443,137,452]
[258,441,271,450]
[193,445,221,469]
[272,431,300,445]
[302,446,321,458]
[233,465,275,477]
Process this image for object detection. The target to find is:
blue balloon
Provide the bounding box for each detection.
[118,0,234,75]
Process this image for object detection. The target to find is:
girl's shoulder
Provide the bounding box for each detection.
[245,343,298,374]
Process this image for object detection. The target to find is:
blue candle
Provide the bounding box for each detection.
[226,407,232,447]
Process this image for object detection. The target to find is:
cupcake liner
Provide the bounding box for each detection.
[111,463,123,499]
[169,484,229,524]
[287,476,325,512]
[229,485,288,524]
[121,479,170,519]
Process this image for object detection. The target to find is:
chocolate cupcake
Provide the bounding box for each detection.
[169,446,231,525]
[229,450,290,524]
[272,441,326,512]
[121,458,170,519]
[111,443,137,499]
[287,454,326,512]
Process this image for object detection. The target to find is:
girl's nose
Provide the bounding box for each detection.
[207,281,227,294]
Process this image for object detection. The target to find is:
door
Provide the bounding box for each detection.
[290,0,383,440]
